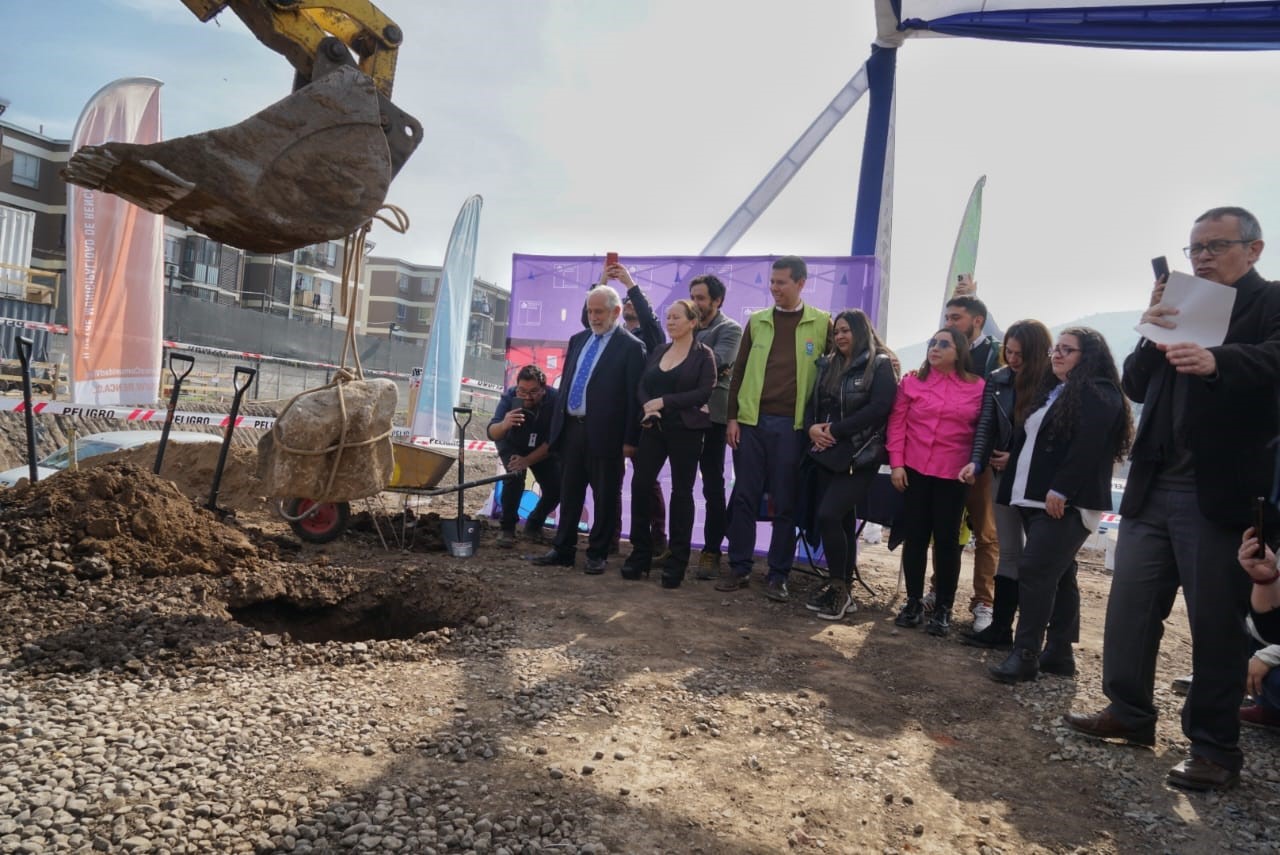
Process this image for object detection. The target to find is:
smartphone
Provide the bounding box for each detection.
[1151,256,1170,283]
[1255,496,1268,558]
[606,252,619,267]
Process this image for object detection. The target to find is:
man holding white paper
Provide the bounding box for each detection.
[1065,207,1280,792]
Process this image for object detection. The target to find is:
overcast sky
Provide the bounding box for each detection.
[9,0,1280,347]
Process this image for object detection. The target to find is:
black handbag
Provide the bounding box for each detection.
[809,431,885,474]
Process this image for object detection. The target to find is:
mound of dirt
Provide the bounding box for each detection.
[0,461,270,582]
[96,441,268,514]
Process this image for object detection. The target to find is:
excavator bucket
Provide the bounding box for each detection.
[63,65,393,253]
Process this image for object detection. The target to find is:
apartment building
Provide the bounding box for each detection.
[0,117,69,314]
[365,256,509,361]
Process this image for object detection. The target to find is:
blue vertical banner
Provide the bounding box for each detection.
[412,195,483,441]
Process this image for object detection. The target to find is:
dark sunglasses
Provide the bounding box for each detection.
[927,338,953,350]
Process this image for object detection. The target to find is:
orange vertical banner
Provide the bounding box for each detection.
[67,78,164,405]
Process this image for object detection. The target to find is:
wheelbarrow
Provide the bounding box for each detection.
[283,438,509,545]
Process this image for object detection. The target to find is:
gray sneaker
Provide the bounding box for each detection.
[805,584,834,612]
[815,590,855,621]
[764,575,790,603]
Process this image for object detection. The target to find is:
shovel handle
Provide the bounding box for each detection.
[168,353,195,384]
[232,366,256,396]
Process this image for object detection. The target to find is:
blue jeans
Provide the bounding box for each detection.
[726,415,806,578]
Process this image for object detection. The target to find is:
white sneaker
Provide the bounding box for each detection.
[972,603,994,634]
[921,591,936,613]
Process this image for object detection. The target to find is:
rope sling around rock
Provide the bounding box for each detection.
[261,207,409,516]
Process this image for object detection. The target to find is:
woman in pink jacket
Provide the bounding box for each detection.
[887,327,985,637]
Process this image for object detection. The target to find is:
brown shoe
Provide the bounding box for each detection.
[1062,709,1155,747]
[1166,753,1239,791]
[694,552,720,580]
[714,571,750,592]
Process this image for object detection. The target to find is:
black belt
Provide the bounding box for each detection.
[567,414,588,423]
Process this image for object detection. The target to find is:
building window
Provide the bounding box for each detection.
[397,273,410,293]
[11,152,39,188]
[422,276,438,297]
[417,306,431,323]
[396,303,408,322]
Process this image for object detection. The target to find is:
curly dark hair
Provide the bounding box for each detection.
[1033,326,1133,462]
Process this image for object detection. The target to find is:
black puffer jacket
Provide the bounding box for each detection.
[969,365,1015,471]
[805,350,897,451]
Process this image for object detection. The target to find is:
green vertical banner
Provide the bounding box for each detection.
[942,175,986,313]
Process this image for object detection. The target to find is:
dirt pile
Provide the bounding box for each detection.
[97,441,268,514]
[0,461,270,585]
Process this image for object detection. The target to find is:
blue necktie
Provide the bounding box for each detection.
[568,334,603,411]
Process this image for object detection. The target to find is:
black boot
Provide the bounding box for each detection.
[963,575,1017,647]
[894,598,923,628]
[926,605,951,637]
[660,558,685,589]
[1039,645,1076,677]
[989,647,1039,684]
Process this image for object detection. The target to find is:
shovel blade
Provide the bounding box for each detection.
[63,66,392,253]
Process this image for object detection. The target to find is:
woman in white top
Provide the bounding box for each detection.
[988,327,1133,684]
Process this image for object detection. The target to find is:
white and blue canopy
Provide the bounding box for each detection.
[704,1,1280,330]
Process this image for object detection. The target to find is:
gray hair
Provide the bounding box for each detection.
[1197,206,1263,242]
[588,286,622,312]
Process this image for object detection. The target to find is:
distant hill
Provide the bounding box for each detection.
[892,309,1143,373]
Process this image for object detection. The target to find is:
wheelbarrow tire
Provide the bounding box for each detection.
[285,497,350,544]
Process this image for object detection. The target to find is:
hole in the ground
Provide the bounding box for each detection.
[229,597,455,643]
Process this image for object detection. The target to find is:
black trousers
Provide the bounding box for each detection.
[698,421,729,555]
[498,455,562,535]
[630,423,704,570]
[551,418,624,562]
[1101,487,1251,773]
[1010,506,1088,655]
[900,468,969,610]
[814,465,876,586]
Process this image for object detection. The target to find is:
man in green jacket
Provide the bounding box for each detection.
[716,256,831,602]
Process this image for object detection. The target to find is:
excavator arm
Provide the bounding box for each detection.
[180,0,402,100]
[62,0,423,254]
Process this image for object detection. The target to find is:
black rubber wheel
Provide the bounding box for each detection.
[285,498,350,544]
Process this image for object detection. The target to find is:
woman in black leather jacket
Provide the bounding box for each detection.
[803,309,899,620]
[986,326,1133,683]
[960,320,1052,648]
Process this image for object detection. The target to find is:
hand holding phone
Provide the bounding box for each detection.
[606,251,619,267]
[1151,256,1170,283]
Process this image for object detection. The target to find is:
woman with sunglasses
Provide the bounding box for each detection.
[887,328,985,636]
[623,299,716,588]
[803,309,899,620]
[959,320,1054,648]
[988,327,1133,683]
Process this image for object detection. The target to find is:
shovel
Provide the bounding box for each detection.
[154,352,195,474]
[442,407,480,557]
[15,336,38,484]
[206,366,257,513]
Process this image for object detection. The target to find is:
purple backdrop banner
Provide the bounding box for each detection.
[504,253,881,554]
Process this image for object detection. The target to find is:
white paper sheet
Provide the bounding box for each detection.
[1133,271,1235,348]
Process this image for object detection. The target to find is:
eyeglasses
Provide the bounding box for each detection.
[1049,344,1080,357]
[1183,239,1251,258]
[926,338,953,350]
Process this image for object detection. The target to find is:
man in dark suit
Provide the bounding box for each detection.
[531,285,645,573]
[1064,206,1280,791]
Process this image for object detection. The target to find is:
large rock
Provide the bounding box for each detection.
[257,377,396,502]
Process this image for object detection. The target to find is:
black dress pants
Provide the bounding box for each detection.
[698,421,729,554]
[630,422,704,571]
[551,418,624,561]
